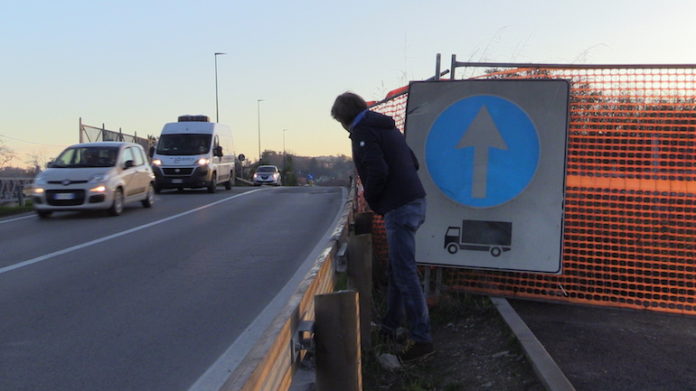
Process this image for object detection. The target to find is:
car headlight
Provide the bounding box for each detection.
[253,173,260,179]
[90,185,107,193]
[88,174,108,184]
[33,187,45,194]
[197,158,210,166]
[152,159,162,166]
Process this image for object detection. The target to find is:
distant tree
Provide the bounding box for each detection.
[25,152,50,175]
[0,138,15,169]
[283,155,298,186]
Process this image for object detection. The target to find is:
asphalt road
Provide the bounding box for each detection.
[0,186,346,391]
[511,299,696,391]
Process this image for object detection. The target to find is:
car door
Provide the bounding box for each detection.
[120,147,139,198]
[130,147,150,196]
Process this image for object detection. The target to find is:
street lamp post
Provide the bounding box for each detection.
[214,52,226,123]
[257,99,264,161]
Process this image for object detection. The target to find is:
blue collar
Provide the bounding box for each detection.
[349,110,368,131]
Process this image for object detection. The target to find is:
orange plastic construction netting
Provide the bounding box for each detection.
[366,66,696,315]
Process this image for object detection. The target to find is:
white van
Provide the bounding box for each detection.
[150,115,235,193]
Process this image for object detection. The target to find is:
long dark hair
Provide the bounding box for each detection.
[331,92,368,128]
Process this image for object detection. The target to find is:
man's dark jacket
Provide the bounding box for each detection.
[349,110,426,215]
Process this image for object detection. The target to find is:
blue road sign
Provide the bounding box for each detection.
[425,95,540,208]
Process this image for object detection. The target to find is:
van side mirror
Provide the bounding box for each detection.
[214,146,223,157]
[124,160,135,169]
[148,146,155,158]
[46,160,54,168]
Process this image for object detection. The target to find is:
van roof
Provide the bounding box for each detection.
[161,121,218,134]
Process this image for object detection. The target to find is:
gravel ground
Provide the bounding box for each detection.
[363,294,544,391]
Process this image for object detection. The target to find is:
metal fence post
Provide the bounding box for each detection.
[16,186,24,206]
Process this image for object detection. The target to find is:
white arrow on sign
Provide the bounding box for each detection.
[456,105,509,199]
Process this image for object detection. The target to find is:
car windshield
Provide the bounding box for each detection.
[257,166,277,173]
[51,146,119,168]
[156,134,211,156]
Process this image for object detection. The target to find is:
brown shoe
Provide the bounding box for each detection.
[399,342,435,362]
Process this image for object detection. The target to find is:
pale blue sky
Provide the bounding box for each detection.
[2,0,695,166]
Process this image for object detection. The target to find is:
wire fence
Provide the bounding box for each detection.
[366,65,696,315]
[0,177,33,204]
[79,119,154,152]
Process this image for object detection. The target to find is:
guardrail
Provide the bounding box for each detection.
[0,177,33,204]
[218,188,353,391]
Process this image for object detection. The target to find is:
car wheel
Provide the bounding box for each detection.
[36,210,52,219]
[207,172,217,193]
[142,183,155,208]
[108,188,124,216]
[447,243,458,254]
[224,171,233,190]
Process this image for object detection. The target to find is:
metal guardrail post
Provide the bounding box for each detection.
[347,231,372,351]
[314,290,361,391]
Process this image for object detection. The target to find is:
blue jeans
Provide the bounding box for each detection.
[382,198,431,343]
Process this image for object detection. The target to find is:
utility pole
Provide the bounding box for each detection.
[214,52,226,123]
[257,99,264,161]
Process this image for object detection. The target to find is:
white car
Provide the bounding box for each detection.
[252,165,282,186]
[31,142,155,218]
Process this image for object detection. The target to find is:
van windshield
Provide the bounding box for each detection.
[51,147,119,168]
[156,134,211,156]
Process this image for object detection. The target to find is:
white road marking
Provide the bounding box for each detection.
[0,214,35,224]
[0,189,265,275]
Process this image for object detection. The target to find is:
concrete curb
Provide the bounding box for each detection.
[490,297,575,391]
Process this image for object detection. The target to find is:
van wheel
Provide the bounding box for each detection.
[109,188,124,216]
[447,243,458,254]
[207,172,217,193]
[142,183,155,208]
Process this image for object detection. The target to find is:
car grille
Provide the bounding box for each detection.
[162,167,194,176]
[46,190,86,206]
